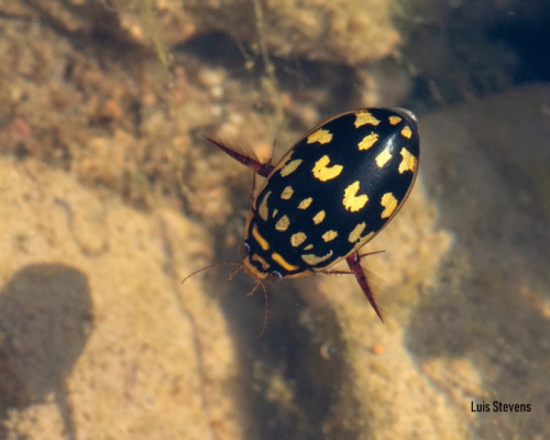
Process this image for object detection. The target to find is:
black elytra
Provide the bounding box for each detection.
[203,107,420,321]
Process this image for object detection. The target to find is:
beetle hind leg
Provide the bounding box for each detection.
[203,135,275,177]
[345,251,384,322]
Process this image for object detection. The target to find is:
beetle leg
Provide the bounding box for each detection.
[346,251,384,322]
[203,135,275,177]
[250,171,257,203]
[321,269,353,275]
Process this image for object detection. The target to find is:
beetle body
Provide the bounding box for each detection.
[242,108,419,280]
[203,107,419,320]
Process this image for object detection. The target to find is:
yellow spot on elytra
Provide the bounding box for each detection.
[348,222,367,244]
[322,230,338,242]
[281,186,294,200]
[375,148,392,168]
[291,232,307,247]
[272,209,278,218]
[399,148,418,174]
[401,125,412,139]
[304,244,314,250]
[280,159,303,177]
[298,197,313,210]
[312,155,344,182]
[301,251,334,266]
[251,254,270,271]
[354,110,381,128]
[252,224,270,251]
[389,115,402,125]
[258,191,271,221]
[313,210,326,224]
[275,215,290,231]
[272,253,300,271]
[358,132,379,151]
[380,192,398,219]
[307,128,333,145]
[343,181,369,212]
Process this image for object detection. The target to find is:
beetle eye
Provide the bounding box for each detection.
[268,271,283,282]
[239,242,251,259]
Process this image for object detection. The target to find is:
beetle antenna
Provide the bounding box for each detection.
[259,282,269,338]
[181,262,242,284]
